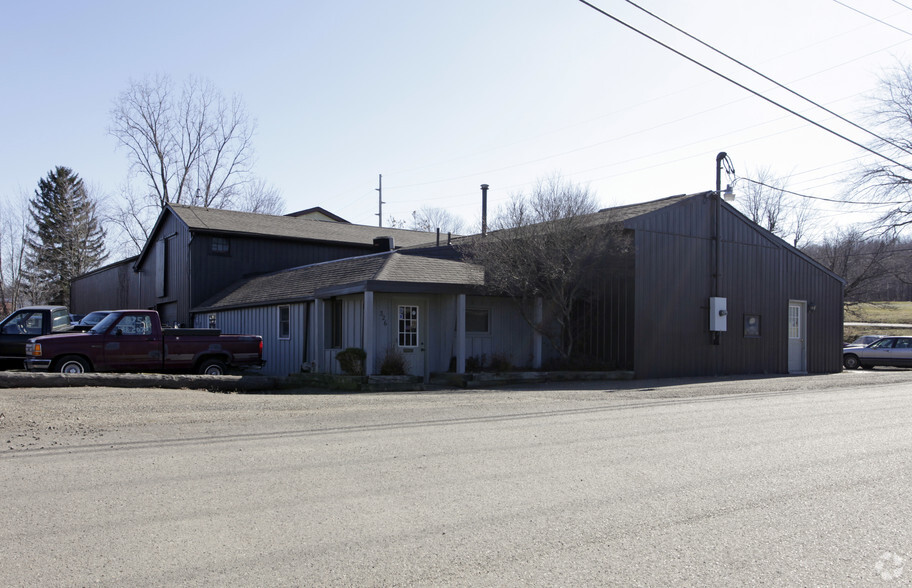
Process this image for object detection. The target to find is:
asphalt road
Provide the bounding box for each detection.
[1,371,911,586]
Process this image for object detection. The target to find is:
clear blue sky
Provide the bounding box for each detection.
[2,0,910,234]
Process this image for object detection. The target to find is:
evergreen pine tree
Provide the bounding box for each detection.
[25,167,107,306]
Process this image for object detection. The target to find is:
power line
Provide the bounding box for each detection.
[740,177,909,205]
[889,0,912,12]
[577,0,912,175]
[831,0,912,36]
[624,0,912,160]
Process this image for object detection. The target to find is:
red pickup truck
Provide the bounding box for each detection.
[24,310,263,375]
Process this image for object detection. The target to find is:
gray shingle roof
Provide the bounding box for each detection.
[169,204,440,248]
[192,193,703,312]
[194,250,484,311]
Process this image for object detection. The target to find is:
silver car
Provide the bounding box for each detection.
[843,336,912,370]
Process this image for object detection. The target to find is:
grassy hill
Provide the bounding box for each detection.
[844,301,912,342]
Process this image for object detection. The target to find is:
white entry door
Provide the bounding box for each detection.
[397,303,425,379]
[787,301,807,373]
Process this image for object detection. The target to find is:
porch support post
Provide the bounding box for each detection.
[533,297,543,369]
[313,298,323,373]
[364,291,375,376]
[456,294,466,373]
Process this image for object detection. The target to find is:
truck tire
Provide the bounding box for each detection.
[198,358,227,376]
[56,355,91,374]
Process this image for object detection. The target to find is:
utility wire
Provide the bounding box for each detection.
[831,0,912,36]
[889,0,912,12]
[577,0,912,175]
[624,0,912,160]
[740,177,909,205]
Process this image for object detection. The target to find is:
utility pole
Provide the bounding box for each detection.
[375,174,384,228]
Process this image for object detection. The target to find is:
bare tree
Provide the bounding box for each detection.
[737,168,820,247]
[0,192,31,316]
[235,178,285,215]
[805,226,896,304]
[385,215,407,229]
[109,75,284,248]
[458,175,628,362]
[409,206,466,235]
[853,62,912,232]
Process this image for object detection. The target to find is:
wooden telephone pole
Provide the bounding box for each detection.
[375,174,384,227]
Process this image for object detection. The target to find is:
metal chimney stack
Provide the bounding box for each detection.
[481,184,489,237]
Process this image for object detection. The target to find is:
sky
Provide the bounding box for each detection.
[3,0,912,241]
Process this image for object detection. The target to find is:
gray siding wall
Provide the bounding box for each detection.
[194,302,310,377]
[463,295,539,369]
[322,296,364,375]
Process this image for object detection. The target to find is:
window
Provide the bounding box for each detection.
[788,305,800,339]
[113,314,152,336]
[51,309,71,331]
[210,236,230,255]
[398,305,419,347]
[466,308,490,334]
[278,305,290,340]
[743,314,760,338]
[208,314,217,329]
[1,311,42,335]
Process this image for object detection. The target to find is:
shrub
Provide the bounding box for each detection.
[465,354,486,373]
[336,347,366,376]
[488,353,513,372]
[379,347,410,375]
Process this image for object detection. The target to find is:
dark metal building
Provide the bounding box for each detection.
[72,193,844,379]
[573,193,845,377]
[71,204,440,327]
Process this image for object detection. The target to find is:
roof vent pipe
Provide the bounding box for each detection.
[481,184,489,237]
[436,228,440,247]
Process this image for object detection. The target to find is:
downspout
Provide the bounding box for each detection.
[714,152,725,301]
[713,152,725,346]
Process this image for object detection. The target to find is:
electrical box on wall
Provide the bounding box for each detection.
[710,297,728,332]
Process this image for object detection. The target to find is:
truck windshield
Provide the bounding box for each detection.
[89,313,121,333]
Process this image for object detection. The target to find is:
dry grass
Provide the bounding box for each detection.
[844,301,912,342]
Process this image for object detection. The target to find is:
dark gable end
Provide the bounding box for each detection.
[133,204,186,270]
[615,192,844,378]
[620,193,843,284]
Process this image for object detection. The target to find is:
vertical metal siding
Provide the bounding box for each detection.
[462,296,536,369]
[70,259,139,314]
[630,199,843,378]
[196,303,308,377]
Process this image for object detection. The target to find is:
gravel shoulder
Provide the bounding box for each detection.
[1,369,909,452]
